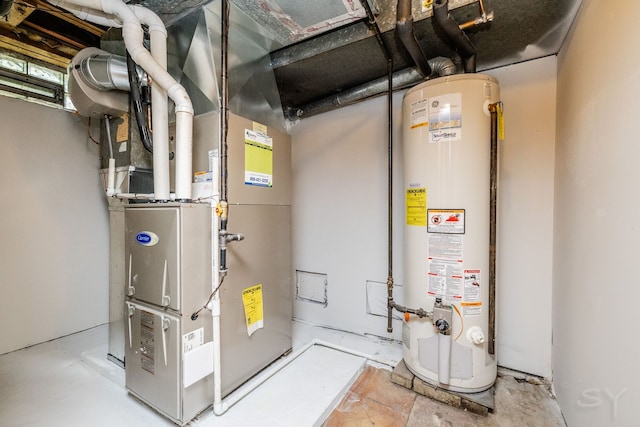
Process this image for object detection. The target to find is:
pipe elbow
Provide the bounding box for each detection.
[168,84,194,114]
[131,5,167,37]
[395,0,431,77]
[428,56,457,76]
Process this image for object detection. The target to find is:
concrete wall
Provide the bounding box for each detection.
[291,56,557,377]
[0,97,109,355]
[554,0,639,425]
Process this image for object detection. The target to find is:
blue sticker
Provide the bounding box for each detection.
[136,231,159,246]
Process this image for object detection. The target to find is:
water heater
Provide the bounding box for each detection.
[401,74,499,392]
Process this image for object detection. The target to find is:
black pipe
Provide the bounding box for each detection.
[396,0,432,77]
[219,0,230,273]
[358,0,396,334]
[220,0,229,205]
[433,0,477,73]
[126,53,153,153]
[487,102,499,355]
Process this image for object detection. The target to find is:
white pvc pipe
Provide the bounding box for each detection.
[212,338,396,415]
[48,0,194,202]
[105,0,193,201]
[174,108,193,200]
[131,5,170,202]
[207,148,222,415]
[107,158,116,196]
[49,0,121,26]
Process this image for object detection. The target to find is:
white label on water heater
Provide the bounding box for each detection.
[410,99,429,129]
[463,269,482,316]
[427,234,464,300]
[429,93,462,143]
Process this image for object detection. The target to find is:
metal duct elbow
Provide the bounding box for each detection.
[433,0,477,73]
[396,0,431,77]
[428,56,456,76]
[79,53,133,91]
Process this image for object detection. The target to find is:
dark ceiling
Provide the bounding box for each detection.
[0,0,581,115]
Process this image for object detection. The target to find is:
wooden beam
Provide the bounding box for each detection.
[0,27,75,69]
[31,0,107,37]
[0,36,70,69]
[22,21,87,50]
[5,1,36,27]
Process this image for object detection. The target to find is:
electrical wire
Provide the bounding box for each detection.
[191,275,225,321]
[87,117,100,145]
[452,304,464,341]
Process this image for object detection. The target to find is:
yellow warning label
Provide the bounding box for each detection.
[242,284,264,336]
[497,102,505,140]
[461,302,482,307]
[406,188,427,226]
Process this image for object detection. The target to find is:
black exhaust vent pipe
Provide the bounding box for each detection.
[433,0,477,73]
[396,0,432,77]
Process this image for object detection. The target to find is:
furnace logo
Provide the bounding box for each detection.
[136,231,159,247]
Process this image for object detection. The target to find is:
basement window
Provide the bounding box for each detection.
[0,51,74,111]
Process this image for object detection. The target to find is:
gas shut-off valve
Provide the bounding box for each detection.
[432,298,453,335]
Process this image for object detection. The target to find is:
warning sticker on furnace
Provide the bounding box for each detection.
[140,310,155,375]
[429,93,462,143]
[242,284,264,336]
[428,209,465,234]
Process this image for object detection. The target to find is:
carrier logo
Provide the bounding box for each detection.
[136,231,159,246]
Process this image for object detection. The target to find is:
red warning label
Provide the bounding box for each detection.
[428,209,465,234]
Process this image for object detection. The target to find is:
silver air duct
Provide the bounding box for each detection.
[68,47,129,117]
[78,51,146,92]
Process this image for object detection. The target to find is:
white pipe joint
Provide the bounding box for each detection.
[131,5,167,37]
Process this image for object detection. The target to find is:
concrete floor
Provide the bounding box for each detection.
[0,323,566,426]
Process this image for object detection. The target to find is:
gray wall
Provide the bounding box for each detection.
[291,56,557,377]
[0,97,109,355]
[554,0,638,425]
